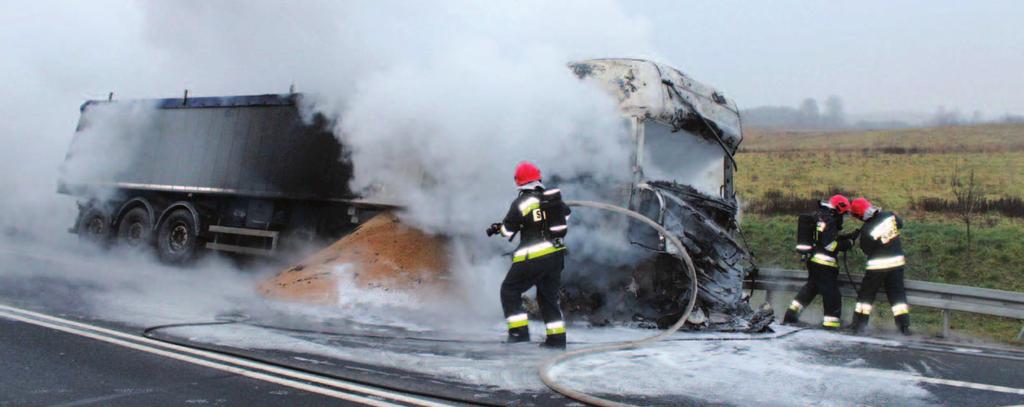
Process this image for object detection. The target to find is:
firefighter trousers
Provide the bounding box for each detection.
[793,261,842,319]
[500,251,564,329]
[856,266,908,312]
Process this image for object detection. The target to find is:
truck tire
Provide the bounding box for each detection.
[77,207,111,246]
[157,209,199,263]
[116,207,152,248]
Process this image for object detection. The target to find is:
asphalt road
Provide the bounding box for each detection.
[1,242,1023,406]
[0,318,358,407]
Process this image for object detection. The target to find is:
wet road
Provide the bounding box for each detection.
[1,242,1023,406]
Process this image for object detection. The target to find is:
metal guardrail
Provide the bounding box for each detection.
[744,268,1024,340]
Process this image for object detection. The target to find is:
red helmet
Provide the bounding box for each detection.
[829,194,850,214]
[514,161,542,186]
[850,197,873,220]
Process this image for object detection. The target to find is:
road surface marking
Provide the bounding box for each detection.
[0,304,450,407]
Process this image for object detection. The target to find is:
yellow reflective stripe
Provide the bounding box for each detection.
[810,253,837,267]
[499,225,514,237]
[855,302,873,315]
[788,300,803,312]
[825,241,838,251]
[892,303,909,316]
[507,313,529,329]
[518,197,541,216]
[506,313,528,328]
[508,319,528,329]
[822,316,841,328]
[520,203,540,216]
[512,245,565,263]
[545,321,566,335]
[866,255,906,270]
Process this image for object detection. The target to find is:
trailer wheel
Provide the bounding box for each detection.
[77,207,111,246]
[117,207,152,248]
[157,209,199,263]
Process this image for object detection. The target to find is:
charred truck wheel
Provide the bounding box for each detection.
[76,206,111,246]
[116,207,152,248]
[157,209,199,263]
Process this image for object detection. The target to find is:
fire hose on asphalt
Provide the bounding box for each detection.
[538,200,700,407]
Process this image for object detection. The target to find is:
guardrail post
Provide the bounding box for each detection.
[1017,324,1023,341]
[941,309,951,338]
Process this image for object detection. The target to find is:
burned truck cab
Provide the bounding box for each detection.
[570,59,770,331]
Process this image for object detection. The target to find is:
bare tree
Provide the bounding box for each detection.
[950,164,984,269]
[798,98,820,128]
[824,95,846,128]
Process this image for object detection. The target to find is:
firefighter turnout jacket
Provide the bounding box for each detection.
[807,204,852,268]
[858,211,906,271]
[499,186,571,263]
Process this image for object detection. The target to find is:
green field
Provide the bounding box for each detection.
[736,124,1024,344]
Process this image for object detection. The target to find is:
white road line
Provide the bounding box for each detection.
[0,304,451,407]
[0,309,397,406]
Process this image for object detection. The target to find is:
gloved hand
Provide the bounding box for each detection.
[486,223,502,237]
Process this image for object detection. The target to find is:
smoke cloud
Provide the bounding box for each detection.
[0,1,664,320]
[138,1,662,315]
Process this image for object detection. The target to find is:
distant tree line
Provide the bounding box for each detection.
[741,96,1024,130]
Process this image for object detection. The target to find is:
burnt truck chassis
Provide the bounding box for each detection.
[559,181,772,333]
[557,59,772,332]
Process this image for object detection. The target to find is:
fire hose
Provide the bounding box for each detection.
[538,200,699,407]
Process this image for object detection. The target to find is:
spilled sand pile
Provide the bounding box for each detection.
[259,212,450,305]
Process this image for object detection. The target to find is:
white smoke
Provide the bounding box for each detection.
[0,1,664,319]
[137,1,663,314]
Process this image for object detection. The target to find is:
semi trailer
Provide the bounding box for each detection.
[58,93,386,262]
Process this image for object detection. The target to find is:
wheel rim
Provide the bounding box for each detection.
[86,217,104,237]
[126,221,145,245]
[168,223,190,253]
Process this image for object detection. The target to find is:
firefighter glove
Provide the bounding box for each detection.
[486,223,502,237]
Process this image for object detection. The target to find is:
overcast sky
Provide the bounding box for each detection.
[631,1,1024,118]
[3,1,1021,116]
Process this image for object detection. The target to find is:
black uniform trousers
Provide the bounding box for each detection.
[794,260,842,318]
[856,266,908,308]
[500,251,564,325]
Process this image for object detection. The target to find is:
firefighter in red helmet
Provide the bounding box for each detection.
[848,197,911,335]
[486,161,571,349]
[784,194,856,329]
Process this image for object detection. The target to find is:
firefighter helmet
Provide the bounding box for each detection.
[829,194,851,214]
[850,197,874,220]
[514,161,542,186]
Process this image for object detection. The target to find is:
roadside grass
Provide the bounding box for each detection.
[736,150,1024,213]
[742,123,1024,153]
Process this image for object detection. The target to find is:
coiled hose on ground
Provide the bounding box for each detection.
[538,200,699,407]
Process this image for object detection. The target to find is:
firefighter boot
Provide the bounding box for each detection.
[541,333,566,350]
[849,313,870,334]
[782,308,801,325]
[895,314,912,336]
[506,326,530,344]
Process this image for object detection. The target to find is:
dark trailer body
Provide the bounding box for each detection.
[59,93,378,262]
